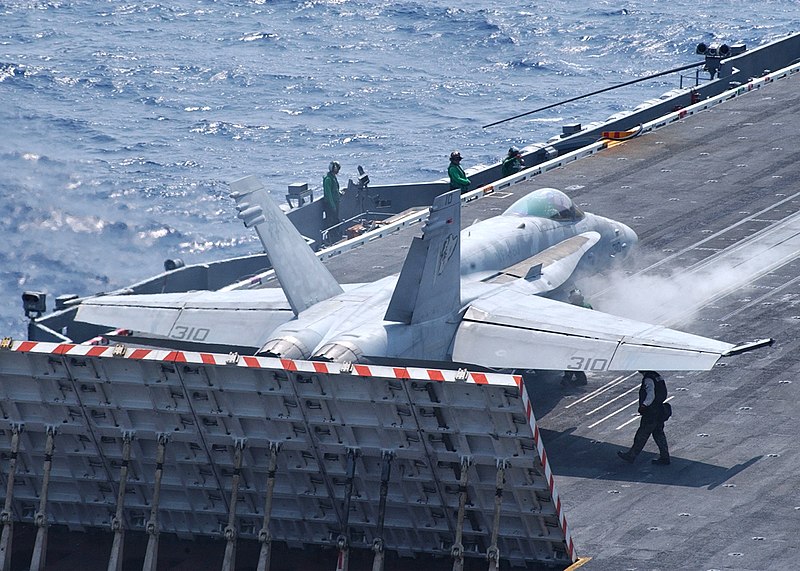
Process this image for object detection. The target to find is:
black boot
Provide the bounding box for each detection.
[651,456,670,465]
[617,451,635,463]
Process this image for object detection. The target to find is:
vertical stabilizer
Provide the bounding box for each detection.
[229,175,343,315]
[385,190,461,324]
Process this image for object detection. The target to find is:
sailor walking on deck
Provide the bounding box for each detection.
[323,160,343,242]
[448,150,471,193]
[618,371,671,465]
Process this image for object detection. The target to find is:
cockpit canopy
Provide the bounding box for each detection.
[503,188,585,221]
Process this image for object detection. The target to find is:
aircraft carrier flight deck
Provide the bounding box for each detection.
[5,58,800,571]
[322,71,800,570]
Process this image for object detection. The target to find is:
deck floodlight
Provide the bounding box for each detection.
[22,291,46,318]
[696,41,744,80]
[286,183,312,208]
[696,42,729,56]
[164,258,185,272]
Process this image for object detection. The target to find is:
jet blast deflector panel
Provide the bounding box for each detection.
[0,341,575,567]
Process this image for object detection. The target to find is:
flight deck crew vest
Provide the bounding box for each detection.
[639,374,667,417]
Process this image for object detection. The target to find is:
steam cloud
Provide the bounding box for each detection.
[579,245,792,329]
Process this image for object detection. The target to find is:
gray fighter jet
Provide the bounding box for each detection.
[76,175,760,371]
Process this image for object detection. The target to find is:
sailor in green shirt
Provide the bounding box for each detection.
[323,161,342,241]
[501,146,525,177]
[568,288,593,310]
[448,150,470,193]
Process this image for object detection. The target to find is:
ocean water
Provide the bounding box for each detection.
[1,0,798,338]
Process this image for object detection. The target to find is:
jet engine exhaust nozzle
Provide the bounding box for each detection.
[312,341,363,364]
[258,336,310,359]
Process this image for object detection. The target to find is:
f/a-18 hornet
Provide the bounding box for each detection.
[76,175,767,371]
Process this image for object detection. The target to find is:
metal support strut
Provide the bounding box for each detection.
[256,443,280,571]
[107,432,134,571]
[371,451,393,571]
[0,424,22,571]
[30,427,56,571]
[451,457,472,571]
[142,435,168,571]
[486,460,507,571]
[335,449,357,571]
[222,440,246,571]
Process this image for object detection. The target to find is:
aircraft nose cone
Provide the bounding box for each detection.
[612,221,638,259]
[619,224,639,258]
[622,222,638,252]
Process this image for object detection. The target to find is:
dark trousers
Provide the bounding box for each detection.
[628,414,669,459]
[562,371,587,385]
[323,204,341,242]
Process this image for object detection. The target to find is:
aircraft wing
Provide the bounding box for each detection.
[482,231,601,294]
[75,290,293,351]
[451,288,735,371]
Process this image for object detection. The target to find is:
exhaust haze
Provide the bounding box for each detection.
[580,235,800,329]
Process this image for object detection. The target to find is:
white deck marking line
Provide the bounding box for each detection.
[659,223,800,326]
[585,385,639,416]
[565,374,634,409]
[591,190,800,301]
[638,189,800,274]
[615,396,675,430]
[588,398,638,428]
[674,219,800,280]
[615,413,641,430]
[721,272,800,321]
[593,211,800,328]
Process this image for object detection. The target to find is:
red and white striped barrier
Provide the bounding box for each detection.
[3,340,521,386]
[513,374,576,562]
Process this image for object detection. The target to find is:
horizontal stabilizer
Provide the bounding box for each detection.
[483,232,600,293]
[75,290,293,351]
[452,289,735,371]
[229,175,343,315]
[723,338,774,356]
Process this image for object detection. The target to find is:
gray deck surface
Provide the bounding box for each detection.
[323,72,800,570]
